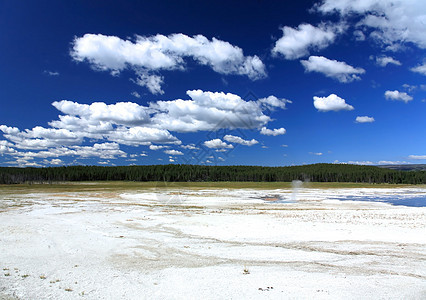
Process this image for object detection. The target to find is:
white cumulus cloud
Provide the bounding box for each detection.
[260,127,286,136]
[374,55,401,67]
[149,145,169,151]
[134,73,165,95]
[355,116,375,123]
[301,56,365,83]
[317,0,426,50]
[180,144,199,150]
[272,23,344,59]
[384,90,413,103]
[203,139,234,149]
[223,135,258,146]
[411,63,426,75]
[258,95,292,110]
[164,149,184,156]
[408,155,426,160]
[0,125,82,150]
[150,90,273,133]
[71,33,266,94]
[10,143,127,161]
[313,94,354,112]
[0,89,289,165]
[52,100,151,126]
[107,126,180,146]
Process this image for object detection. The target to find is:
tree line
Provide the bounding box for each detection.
[0,163,425,184]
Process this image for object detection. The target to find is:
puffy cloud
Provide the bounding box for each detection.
[70,143,127,159]
[301,56,365,83]
[384,90,413,103]
[411,63,426,75]
[50,90,284,139]
[71,33,266,94]
[9,143,127,161]
[0,140,16,155]
[272,23,344,59]
[108,127,180,146]
[150,90,272,132]
[1,89,288,165]
[203,139,234,149]
[310,152,323,156]
[258,96,292,110]
[50,90,282,137]
[52,100,151,126]
[317,0,426,50]
[0,140,14,147]
[355,116,375,123]
[374,56,401,67]
[0,125,82,150]
[5,157,42,167]
[164,149,184,156]
[408,155,426,160]
[260,127,286,136]
[43,159,63,165]
[0,125,20,135]
[313,94,354,112]
[180,144,199,150]
[134,73,165,95]
[149,145,169,151]
[223,135,258,146]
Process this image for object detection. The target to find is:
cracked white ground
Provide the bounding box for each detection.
[0,185,425,299]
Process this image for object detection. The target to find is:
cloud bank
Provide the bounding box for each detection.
[0,90,288,166]
[72,33,267,94]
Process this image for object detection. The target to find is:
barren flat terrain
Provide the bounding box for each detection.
[0,183,425,299]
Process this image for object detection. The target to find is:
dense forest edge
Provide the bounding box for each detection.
[0,164,425,184]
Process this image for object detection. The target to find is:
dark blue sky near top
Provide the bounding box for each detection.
[0,0,425,167]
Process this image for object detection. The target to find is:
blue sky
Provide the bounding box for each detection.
[0,0,425,167]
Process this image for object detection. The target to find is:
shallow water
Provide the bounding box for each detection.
[330,195,426,207]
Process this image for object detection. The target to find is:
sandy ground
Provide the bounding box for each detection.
[0,185,425,299]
